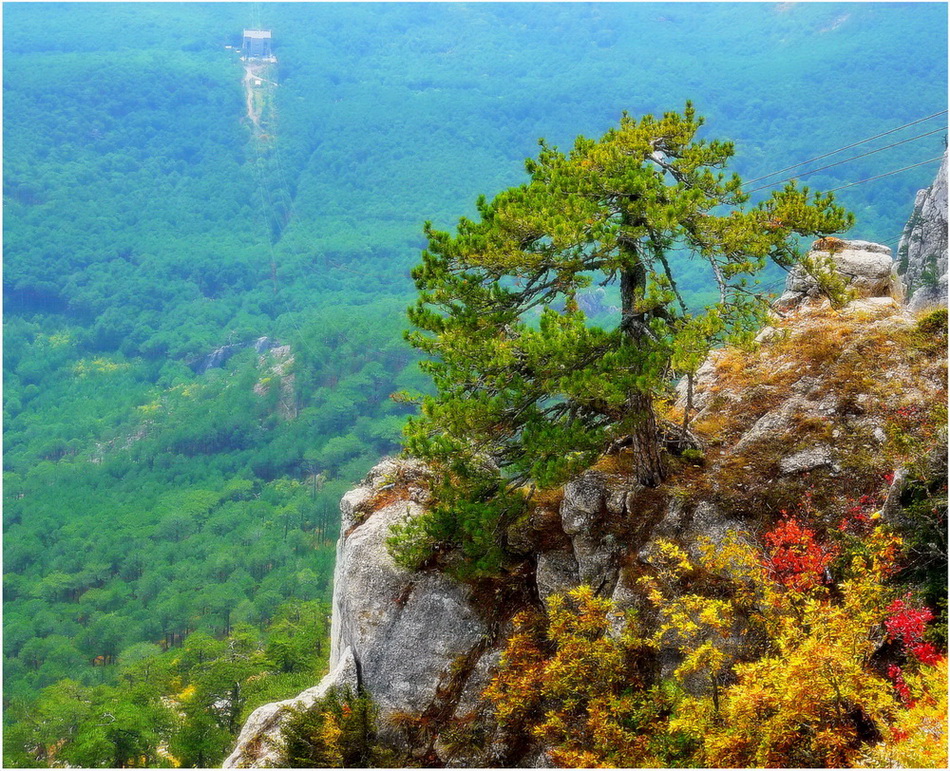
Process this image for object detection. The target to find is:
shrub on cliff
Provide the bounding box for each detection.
[279,687,397,768]
[398,105,852,575]
[486,517,946,768]
[484,586,695,768]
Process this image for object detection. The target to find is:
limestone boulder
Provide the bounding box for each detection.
[329,462,488,740]
[774,239,900,311]
[222,647,358,768]
[226,459,491,765]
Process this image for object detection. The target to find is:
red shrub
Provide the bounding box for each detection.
[763,517,838,592]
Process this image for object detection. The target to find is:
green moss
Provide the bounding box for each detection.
[913,308,949,356]
[680,448,705,466]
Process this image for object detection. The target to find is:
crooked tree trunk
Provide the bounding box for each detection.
[627,387,664,486]
[620,259,666,487]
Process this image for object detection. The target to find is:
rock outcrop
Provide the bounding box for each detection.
[328,459,489,743]
[898,151,948,311]
[773,238,903,311]
[252,344,297,419]
[191,336,279,374]
[226,458,502,767]
[227,245,947,767]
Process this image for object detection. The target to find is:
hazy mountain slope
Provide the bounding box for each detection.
[2,3,946,765]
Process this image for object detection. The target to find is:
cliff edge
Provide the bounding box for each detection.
[898,151,948,311]
[225,235,946,767]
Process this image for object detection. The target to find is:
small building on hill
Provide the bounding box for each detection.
[242,29,273,60]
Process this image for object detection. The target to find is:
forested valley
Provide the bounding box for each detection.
[3,3,947,766]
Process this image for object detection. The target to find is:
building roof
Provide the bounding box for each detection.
[243,29,272,39]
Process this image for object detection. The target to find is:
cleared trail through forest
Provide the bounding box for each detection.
[243,62,276,130]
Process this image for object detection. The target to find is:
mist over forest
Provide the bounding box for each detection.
[3,2,947,766]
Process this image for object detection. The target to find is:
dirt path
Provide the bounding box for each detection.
[243,65,262,129]
[243,63,277,130]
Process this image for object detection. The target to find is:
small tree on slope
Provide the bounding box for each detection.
[399,104,852,574]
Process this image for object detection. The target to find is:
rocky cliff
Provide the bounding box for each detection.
[898,151,948,311]
[225,239,946,768]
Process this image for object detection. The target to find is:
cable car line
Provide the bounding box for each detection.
[825,156,945,193]
[744,126,946,195]
[741,109,948,185]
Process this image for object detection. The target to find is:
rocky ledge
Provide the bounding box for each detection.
[225,238,946,767]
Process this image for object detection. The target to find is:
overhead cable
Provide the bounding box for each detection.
[826,156,945,193]
[745,126,947,194]
[742,109,948,185]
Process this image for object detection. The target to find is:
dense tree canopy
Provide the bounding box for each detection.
[3,1,945,762]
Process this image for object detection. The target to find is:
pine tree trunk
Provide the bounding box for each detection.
[628,388,664,486]
[620,256,665,487]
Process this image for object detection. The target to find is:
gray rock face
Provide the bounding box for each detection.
[328,461,488,740]
[434,646,506,768]
[779,445,839,475]
[536,549,580,605]
[908,273,949,312]
[773,239,900,311]
[227,459,491,766]
[899,152,948,310]
[223,647,358,768]
[332,555,486,722]
[558,471,637,595]
[734,395,809,451]
[645,499,744,561]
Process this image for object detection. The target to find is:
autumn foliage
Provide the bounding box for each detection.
[484,587,692,768]
[762,516,837,592]
[486,515,946,768]
[885,595,940,666]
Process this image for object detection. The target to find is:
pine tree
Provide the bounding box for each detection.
[401,104,852,572]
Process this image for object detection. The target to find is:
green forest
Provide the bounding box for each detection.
[3,2,947,766]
